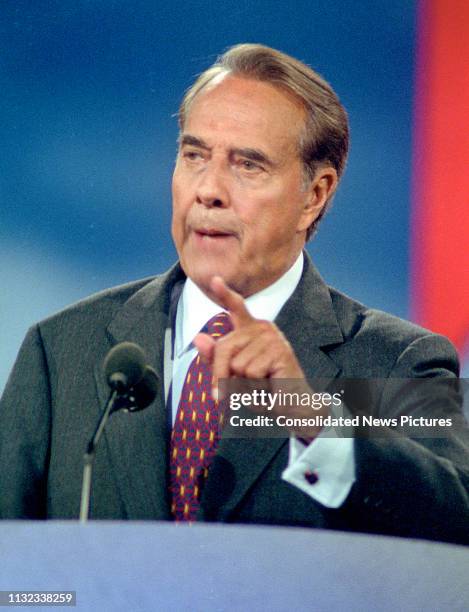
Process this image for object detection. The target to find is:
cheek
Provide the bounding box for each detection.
[171,177,190,233]
[171,165,189,203]
[240,190,294,231]
[171,200,185,249]
[171,208,187,250]
[171,173,182,208]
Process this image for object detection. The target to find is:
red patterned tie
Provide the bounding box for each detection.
[170,312,233,521]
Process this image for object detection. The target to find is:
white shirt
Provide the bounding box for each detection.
[169,252,355,508]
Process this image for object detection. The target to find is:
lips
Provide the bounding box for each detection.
[192,226,237,239]
[196,229,232,237]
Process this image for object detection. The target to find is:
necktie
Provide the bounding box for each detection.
[170,312,233,521]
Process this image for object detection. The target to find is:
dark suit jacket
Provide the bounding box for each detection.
[1,255,469,544]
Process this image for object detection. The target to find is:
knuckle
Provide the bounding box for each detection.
[230,354,244,372]
[254,320,275,337]
[245,363,263,378]
[214,336,233,356]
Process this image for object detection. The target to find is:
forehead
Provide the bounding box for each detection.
[183,75,305,153]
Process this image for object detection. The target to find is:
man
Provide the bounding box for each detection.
[1,44,468,543]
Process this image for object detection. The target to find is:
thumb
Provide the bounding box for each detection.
[193,333,216,364]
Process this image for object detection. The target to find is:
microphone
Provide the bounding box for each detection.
[102,342,158,412]
[79,342,157,521]
[103,341,146,392]
[126,365,159,411]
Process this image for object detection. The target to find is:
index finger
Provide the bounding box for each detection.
[210,276,253,328]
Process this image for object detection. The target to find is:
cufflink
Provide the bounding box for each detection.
[304,470,319,485]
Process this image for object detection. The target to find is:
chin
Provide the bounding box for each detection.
[186,263,231,290]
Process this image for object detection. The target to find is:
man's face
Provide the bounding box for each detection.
[172,74,320,298]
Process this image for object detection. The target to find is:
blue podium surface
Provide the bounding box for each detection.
[0,522,467,611]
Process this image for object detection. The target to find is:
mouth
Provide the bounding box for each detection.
[190,227,238,253]
[193,228,237,240]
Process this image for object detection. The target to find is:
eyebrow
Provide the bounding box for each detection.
[231,147,274,168]
[178,134,210,150]
[179,133,276,168]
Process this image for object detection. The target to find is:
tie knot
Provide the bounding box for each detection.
[205,312,233,338]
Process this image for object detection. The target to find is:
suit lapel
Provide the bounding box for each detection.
[276,253,344,383]
[91,254,344,521]
[93,264,185,520]
[199,253,344,521]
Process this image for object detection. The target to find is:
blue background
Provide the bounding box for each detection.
[1,0,416,391]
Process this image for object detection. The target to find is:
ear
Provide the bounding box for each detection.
[296,166,338,232]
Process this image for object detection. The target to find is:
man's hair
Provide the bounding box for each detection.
[178,43,350,239]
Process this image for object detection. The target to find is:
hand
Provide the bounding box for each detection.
[194,276,329,441]
[193,277,325,439]
[193,276,306,393]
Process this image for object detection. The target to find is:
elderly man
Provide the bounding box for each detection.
[1,44,468,544]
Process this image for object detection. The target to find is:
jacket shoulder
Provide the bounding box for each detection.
[37,276,158,331]
[329,286,426,341]
[327,286,459,376]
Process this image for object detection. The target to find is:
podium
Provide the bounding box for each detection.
[0,522,467,611]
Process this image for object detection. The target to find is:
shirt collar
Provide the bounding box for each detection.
[174,252,304,358]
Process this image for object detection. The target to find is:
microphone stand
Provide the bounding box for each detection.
[78,350,157,522]
[79,390,128,522]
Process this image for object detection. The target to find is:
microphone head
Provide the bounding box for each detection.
[103,342,146,390]
[127,366,158,411]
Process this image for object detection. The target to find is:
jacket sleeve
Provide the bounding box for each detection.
[0,325,51,518]
[347,334,469,544]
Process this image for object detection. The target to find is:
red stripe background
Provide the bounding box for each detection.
[411,0,469,353]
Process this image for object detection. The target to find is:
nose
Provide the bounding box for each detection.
[195,163,229,208]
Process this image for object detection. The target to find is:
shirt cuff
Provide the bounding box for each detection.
[281,431,356,508]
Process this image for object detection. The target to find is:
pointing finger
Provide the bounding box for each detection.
[210,276,253,328]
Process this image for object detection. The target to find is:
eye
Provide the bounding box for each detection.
[239,159,263,173]
[182,148,204,162]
